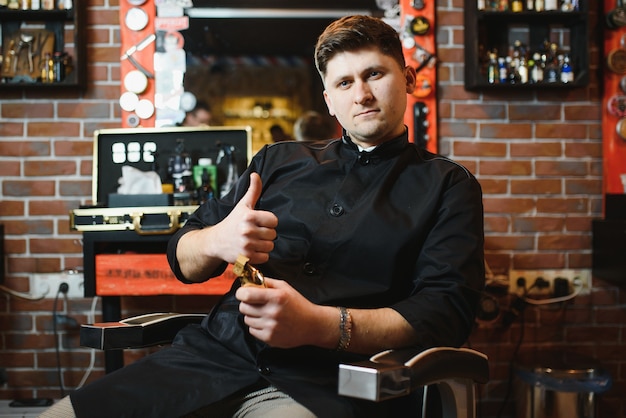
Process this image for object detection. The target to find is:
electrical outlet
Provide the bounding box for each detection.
[30,271,85,299]
[508,269,591,297]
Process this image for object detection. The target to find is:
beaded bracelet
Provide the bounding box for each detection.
[336,306,352,351]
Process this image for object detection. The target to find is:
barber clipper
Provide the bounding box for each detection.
[233,255,265,287]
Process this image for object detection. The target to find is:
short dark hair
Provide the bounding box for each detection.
[314,15,405,78]
[294,111,333,141]
[193,100,211,113]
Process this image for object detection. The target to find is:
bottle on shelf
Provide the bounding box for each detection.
[544,55,560,83]
[53,52,65,82]
[507,57,521,84]
[560,54,574,83]
[41,53,52,83]
[535,0,544,11]
[487,52,498,84]
[498,57,508,83]
[530,52,544,83]
[47,53,54,82]
[518,56,528,83]
[510,0,523,12]
[544,0,557,10]
[561,0,575,11]
[196,168,215,204]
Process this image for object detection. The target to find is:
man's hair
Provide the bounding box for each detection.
[294,111,333,141]
[314,15,405,78]
[192,100,211,113]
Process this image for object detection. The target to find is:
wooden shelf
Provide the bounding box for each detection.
[0,5,86,90]
[464,1,589,90]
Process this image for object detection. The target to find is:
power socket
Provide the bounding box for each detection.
[508,269,591,297]
[30,271,85,299]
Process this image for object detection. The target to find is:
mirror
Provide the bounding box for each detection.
[173,1,390,152]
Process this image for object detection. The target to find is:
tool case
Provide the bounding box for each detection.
[73,126,251,298]
[70,126,251,232]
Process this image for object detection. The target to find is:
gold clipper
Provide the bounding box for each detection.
[233,255,266,287]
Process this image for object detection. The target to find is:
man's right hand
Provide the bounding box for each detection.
[175,172,278,282]
[217,172,278,265]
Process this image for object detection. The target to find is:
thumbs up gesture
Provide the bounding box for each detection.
[216,172,278,265]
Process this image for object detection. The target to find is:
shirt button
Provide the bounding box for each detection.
[330,204,344,217]
[358,153,370,165]
[258,366,271,375]
[302,262,316,275]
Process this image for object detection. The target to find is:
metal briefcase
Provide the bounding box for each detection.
[70,126,251,232]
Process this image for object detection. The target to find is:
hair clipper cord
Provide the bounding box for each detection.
[233,255,266,287]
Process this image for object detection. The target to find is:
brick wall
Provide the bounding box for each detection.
[0,0,624,417]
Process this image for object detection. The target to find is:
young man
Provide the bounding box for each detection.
[42,15,484,417]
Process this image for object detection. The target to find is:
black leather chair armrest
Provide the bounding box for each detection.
[80,312,206,350]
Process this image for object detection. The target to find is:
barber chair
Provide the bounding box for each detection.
[80,312,489,418]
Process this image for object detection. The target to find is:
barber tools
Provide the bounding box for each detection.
[608,35,626,74]
[411,0,425,10]
[14,32,34,74]
[124,7,149,31]
[607,0,626,29]
[1,30,55,81]
[121,33,155,78]
[413,102,429,149]
[409,15,430,36]
[123,69,149,94]
[413,43,436,74]
[233,255,266,287]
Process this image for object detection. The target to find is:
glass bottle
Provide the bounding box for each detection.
[560,54,574,83]
[196,168,215,204]
[518,56,528,83]
[487,52,498,84]
[498,57,508,83]
[535,0,544,11]
[561,0,575,11]
[526,0,534,10]
[507,57,521,84]
[544,54,559,83]
[53,52,65,82]
[47,53,54,82]
[41,53,52,83]
[530,52,544,83]
[544,0,557,10]
[510,0,523,12]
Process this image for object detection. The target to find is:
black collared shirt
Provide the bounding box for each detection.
[72,131,484,418]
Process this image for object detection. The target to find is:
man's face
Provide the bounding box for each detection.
[322,47,416,148]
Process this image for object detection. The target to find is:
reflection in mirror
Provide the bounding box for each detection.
[183,55,333,152]
[177,5,390,153]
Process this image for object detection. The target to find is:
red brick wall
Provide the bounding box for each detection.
[0,0,624,417]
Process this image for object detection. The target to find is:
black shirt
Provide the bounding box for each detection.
[71,131,484,418]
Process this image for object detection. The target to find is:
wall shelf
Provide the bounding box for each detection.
[464,1,589,90]
[0,5,86,90]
